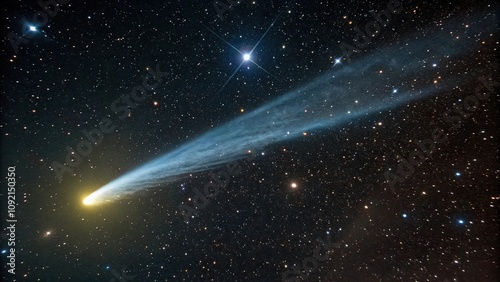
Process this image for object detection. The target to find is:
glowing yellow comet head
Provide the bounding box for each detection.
[83,194,96,205]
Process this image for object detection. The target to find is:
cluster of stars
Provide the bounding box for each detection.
[2,0,496,281]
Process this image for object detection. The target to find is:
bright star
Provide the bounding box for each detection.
[43,230,53,238]
[392,89,398,94]
[29,25,37,31]
[204,13,281,100]
[333,58,342,66]
[455,172,461,176]
[458,219,464,224]
[333,56,345,67]
[402,213,407,218]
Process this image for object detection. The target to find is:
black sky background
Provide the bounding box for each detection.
[1,0,498,281]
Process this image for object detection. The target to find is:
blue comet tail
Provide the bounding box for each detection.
[83,12,495,205]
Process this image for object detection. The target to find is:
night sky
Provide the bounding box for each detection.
[1,0,499,281]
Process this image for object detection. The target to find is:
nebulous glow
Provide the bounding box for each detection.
[83,13,493,205]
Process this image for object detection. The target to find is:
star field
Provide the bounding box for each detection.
[0,0,498,281]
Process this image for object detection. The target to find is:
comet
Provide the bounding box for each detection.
[82,12,494,205]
